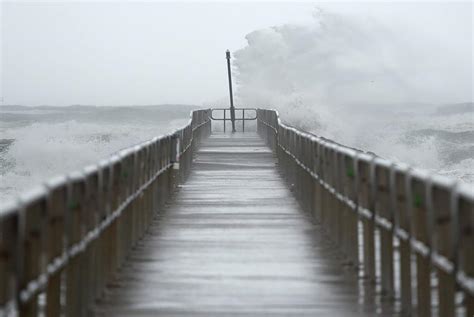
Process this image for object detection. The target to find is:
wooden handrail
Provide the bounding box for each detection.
[0,109,211,316]
[257,108,474,317]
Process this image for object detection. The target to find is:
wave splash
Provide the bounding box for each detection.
[233,8,473,184]
[0,105,195,205]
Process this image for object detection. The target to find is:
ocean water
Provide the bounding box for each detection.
[0,105,197,206]
[1,103,472,210]
[275,102,474,185]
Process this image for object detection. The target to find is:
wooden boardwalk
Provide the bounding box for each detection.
[94,133,397,316]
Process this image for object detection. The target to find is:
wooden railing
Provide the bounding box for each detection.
[257,108,474,317]
[1,107,472,316]
[0,109,211,316]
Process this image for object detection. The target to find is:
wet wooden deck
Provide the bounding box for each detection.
[94,133,395,316]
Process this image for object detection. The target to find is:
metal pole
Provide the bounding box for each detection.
[226,50,236,133]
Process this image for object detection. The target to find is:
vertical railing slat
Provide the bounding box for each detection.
[19,190,47,317]
[45,179,67,317]
[0,207,18,314]
[255,108,474,315]
[375,163,394,298]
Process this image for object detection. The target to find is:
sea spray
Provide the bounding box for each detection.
[233,8,473,184]
[0,105,195,205]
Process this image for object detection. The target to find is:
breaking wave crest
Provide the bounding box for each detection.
[0,105,195,205]
[233,8,473,185]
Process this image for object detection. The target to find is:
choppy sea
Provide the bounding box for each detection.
[0,103,473,208]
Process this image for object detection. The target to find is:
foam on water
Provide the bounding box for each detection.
[0,105,195,206]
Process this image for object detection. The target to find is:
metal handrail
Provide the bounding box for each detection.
[256,108,474,316]
[0,109,211,316]
[210,107,257,132]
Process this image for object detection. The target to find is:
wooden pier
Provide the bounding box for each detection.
[93,133,386,316]
[0,109,473,317]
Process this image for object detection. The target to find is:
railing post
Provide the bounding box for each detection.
[150,140,159,220]
[0,207,18,315]
[314,142,323,222]
[458,192,474,316]
[97,160,110,297]
[411,175,431,317]
[310,139,317,221]
[65,173,86,317]
[375,162,394,297]
[105,159,120,287]
[395,168,413,314]
[327,146,335,238]
[335,151,345,251]
[333,148,343,246]
[45,179,67,317]
[18,192,47,317]
[432,184,456,316]
[141,146,150,238]
[358,157,375,281]
[320,143,328,228]
[171,133,181,186]
[346,153,359,267]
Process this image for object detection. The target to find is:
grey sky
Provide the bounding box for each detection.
[1,1,316,106]
[1,1,472,106]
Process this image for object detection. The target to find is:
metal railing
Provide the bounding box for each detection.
[210,107,257,132]
[257,108,474,317]
[0,109,211,316]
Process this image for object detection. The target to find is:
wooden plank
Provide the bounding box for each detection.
[65,175,85,317]
[375,163,394,297]
[94,133,399,316]
[432,184,455,317]
[0,207,18,309]
[96,160,111,298]
[394,169,412,314]
[458,193,474,316]
[344,154,359,267]
[45,179,67,317]
[358,158,375,281]
[411,175,431,317]
[84,167,100,315]
[18,190,47,317]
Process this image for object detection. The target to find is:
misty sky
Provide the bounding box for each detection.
[1,1,472,106]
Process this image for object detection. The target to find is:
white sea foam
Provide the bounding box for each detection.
[233,8,473,185]
[0,106,193,206]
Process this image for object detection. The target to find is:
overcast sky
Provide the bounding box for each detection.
[1,1,472,106]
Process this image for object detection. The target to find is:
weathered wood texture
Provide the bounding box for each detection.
[257,108,474,317]
[94,133,396,316]
[0,110,211,317]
